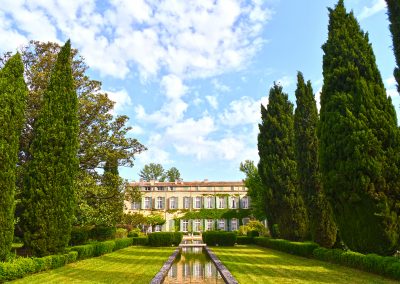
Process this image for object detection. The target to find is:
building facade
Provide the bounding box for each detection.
[124,180,251,233]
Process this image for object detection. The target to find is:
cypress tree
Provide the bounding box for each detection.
[294,72,337,248]
[0,54,27,260]
[258,83,309,241]
[386,0,400,92]
[22,40,79,256]
[319,0,400,255]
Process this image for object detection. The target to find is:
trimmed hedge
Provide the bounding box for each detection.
[69,226,91,246]
[70,240,116,259]
[236,236,254,245]
[114,238,133,250]
[313,247,400,280]
[131,237,148,246]
[148,232,183,247]
[254,237,318,257]
[0,251,78,282]
[202,231,236,246]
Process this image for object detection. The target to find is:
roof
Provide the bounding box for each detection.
[128,180,244,187]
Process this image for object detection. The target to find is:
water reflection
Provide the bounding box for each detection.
[163,247,225,284]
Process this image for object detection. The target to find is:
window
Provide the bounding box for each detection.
[183,197,190,209]
[231,219,238,231]
[218,197,226,209]
[242,196,249,209]
[205,196,213,209]
[195,196,201,209]
[169,197,177,209]
[242,217,250,225]
[230,197,237,209]
[206,219,214,231]
[131,201,140,210]
[156,197,163,209]
[193,219,201,232]
[157,186,164,191]
[145,187,151,191]
[169,186,174,191]
[155,225,162,232]
[218,219,225,231]
[144,197,151,209]
[182,220,188,232]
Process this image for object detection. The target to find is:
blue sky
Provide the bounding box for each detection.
[0,0,397,182]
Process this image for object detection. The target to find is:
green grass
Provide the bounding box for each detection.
[211,245,398,284]
[10,246,175,284]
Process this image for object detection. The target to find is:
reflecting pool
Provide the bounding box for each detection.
[163,247,225,284]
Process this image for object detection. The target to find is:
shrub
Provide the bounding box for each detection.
[128,231,139,237]
[148,232,181,247]
[236,236,254,245]
[114,238,133,250]
[131,237,148,246]
[93,241,116,256]
[202,231,236,246]
[247,230,259,237]
[313,247,400,280]
[254,237,318,257]
[90,226,116,241]
[70,244,96,260]
[69,226,91,246]
[115,228,128,239]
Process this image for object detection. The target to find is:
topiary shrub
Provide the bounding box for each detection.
[202,231,236,246]
[90,226,116,241]
[132,237,148,246]
[148,232,181,247]
[254,237,318,257]
[69,226,91,246]
[236,236,254,245]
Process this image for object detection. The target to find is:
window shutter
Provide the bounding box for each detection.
[141,197,145,209]
[193,196,196,208]
[162,197,166,209]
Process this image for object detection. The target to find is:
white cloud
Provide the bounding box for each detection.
[219,96,268,126]
[358,0,386,20]
[206,96,219,109]
[275,75,294,88]
[385,76,398,98]
[105,88,132,114]
[161,74,188,99]
[128,124,144,135]
[212,79,231,93]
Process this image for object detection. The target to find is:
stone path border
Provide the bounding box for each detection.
[150,248,180,284]
[205,247,239,284]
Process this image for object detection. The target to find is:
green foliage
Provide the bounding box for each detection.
[257,83,309,241]
[202,231,236,246]
[131,237,148,246]
[165,167,181,182]
[238,220,269,237]
[319,0,400,255]
[181,209,250,220]
[254,237,319,257]
[386,0,400,92]
[69,226,91,246]
[294,72,337,248]
[21,40,79,256]
[139,163,166,181]
[0,53,27,261]
[90,226,116,241]
[147,232,182,246]
[239,160,266,219]
[115,228,128,239]
[114,238,133,250]
[313,247,400,280]
[0,251,78,282]
[236,236,254,245]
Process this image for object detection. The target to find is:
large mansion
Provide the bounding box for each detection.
[124,180,251,233]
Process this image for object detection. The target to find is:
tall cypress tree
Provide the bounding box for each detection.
[294,72,337,248]
[319,0,400,255]
[386,0,400,92]
[258,83,308,241]
[22,40,79,256]
[0,54,27,260]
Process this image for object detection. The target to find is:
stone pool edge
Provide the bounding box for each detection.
[205,246,239,284]
[150,248,180,284]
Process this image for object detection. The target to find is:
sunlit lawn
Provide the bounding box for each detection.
[10,246,175,284]
[212,245,397,284]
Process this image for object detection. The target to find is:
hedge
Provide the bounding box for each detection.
[131,237,148,246]
[202,231,236,246]
[254,237,318,257]
[90,226,116,241]
[313,247,400,280]
[69,226,91,246]
[148,232,183,247]
[236,236,254,245]
[0,251,77,282]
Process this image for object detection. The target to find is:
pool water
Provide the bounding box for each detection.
[163,247,225,283]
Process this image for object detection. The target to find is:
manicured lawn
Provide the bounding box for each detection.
[10,246,175,284]
[212,245,398,284]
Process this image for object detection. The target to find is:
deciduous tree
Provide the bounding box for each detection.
[139,163,166,181]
